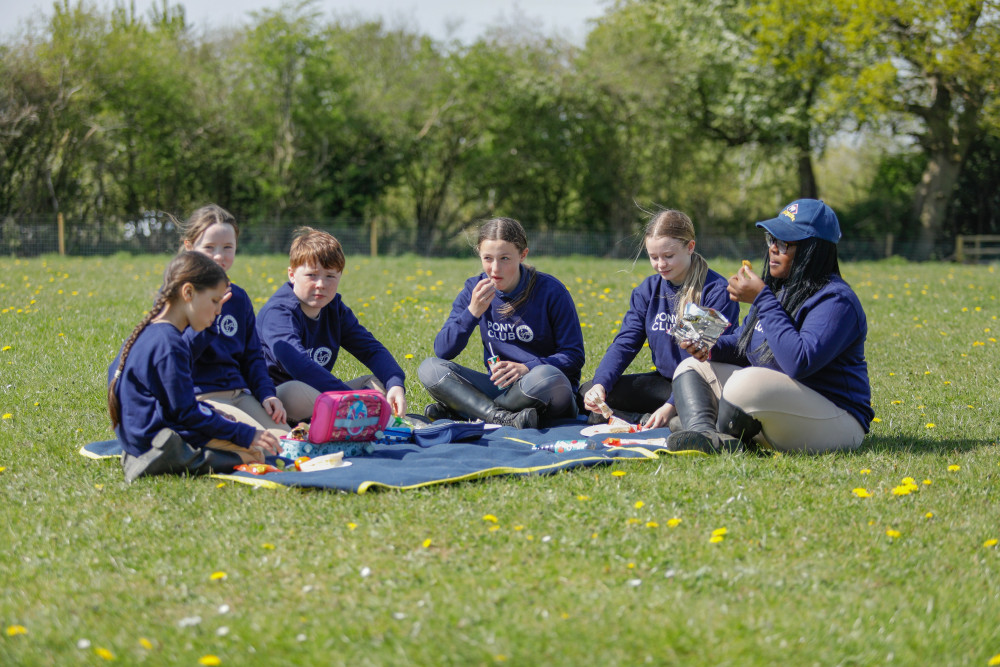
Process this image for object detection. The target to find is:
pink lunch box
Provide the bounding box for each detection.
[308,389,392,443]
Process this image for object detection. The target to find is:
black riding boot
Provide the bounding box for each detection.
[717,399,763,446]
[424,402,458,422]
[665,372,742,454]
[426,372,538,429]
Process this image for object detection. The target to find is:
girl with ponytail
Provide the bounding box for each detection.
[108,251,280,482]
[418,217,585,428]
[580,209,739,429]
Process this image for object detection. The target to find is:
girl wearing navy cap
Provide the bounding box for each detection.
[666,199,874,454]
[580,209,738,428]
[418,217,585,428]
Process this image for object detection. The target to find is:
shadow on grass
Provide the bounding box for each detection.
[860,434,996,455]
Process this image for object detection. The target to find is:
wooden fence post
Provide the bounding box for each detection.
[955,235,964,263]
[370,218,378,258]
[885,233,893,259]
[57,212,65,256]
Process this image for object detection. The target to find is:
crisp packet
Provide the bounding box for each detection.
[672,302,730,349]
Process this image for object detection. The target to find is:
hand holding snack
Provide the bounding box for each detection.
[727,262,765,304]
[468,277,497,318]
[583,384,608,412]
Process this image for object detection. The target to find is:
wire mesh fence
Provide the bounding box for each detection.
[1,217,958,262]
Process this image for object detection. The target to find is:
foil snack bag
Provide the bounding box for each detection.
[672,302,730,350]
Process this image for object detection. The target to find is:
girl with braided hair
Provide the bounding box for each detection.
[108,251,280,482]
[418,217,585,428]
[580,209,738,429]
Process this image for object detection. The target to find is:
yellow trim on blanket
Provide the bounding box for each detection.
[609,445,709,458]
[502,436,535,445]
[210,473,284,489]
[78,445,119,460]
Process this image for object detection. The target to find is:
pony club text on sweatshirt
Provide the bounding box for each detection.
[434,266,585,389]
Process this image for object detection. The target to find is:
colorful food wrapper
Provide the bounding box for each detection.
[672,302,730,349]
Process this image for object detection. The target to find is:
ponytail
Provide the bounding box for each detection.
[107,293,169,428]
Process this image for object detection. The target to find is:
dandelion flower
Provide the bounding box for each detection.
[852,488,872,498]
[576,495,590,501]
[634,501,644,509]
[95,647,114,660]
[482,514,498,523]
[612,470,626,477]
[709,535,724,543]
[925,512,934,519]
[262,543,275,550]
[199,655,222,666]
[488,525,500,532]
[860,469,871,474]
[422,538,432,548]
[6,625,27,636]
[210,571,227,581]
[886,529,901,539]
[2,414,11,420]
[948,464,961,472]
[711,527,727,537]
[139,638,153,650]
[984,539,999,548]
[667,518,682,527]
[988,654,1000,667]
[404,354,414,359]
[925,423,935,429]
[347,522,357,530]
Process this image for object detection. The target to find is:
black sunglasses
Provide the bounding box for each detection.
[765,233,797,255]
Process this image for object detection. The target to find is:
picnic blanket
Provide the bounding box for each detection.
[80,423,697,493]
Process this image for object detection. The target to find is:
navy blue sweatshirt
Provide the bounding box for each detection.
[109,322,257,457]
[184,283,277,403]
[434,266,585,389]
[712,275,874,431]
[592,270,738,393]
[256,282,405,393]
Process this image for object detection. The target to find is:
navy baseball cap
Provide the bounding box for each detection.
[755,199,841,244]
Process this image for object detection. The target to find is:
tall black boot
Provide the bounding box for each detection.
[665,372,742,454]
[717,399,762,446]
[426,372,538,429]
[423,402,458,422]
[493,380,546,414]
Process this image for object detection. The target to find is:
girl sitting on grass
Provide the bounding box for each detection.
[108,251,280,482]
[579,209,738,429]
[666,199,874,454]
[179,204,288,437]
[418,217,585,428]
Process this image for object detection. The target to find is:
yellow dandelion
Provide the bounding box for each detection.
[6,625,27,636]
[984,539,999,548]
[2,414,12,420]
[482,514,498,523]
[711,527,727,537]
[634,501,644,509]
[576,494,590,501]
[95,647,114,660]
[1,345,11,351]
[347,522,357,530]
[709,535,724,543]
[923,479,932,485]
[646,521,659,528]
[0,466,6,473]
[216,482,226,488]
[199,655,221,666]
[852,488,872,498]
[627,562,635,569]
[948,464,961,472]
[210,571,227,581]
[891,485,913,496]
[422,538,432,548]
[488,525,500,532]
[262,543,275,550]
[513,525,524,531]
[989,653,1000,666]
[886,529,901,538]
[925,423,935,429]
[925,512,934,519]
[611,470,626,477]
[139,637,153,650]
[404,353,414,359]
[860,468,871,474]
[872,417,882,423]
[667,518,682,527]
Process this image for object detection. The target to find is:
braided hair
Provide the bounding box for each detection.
[107,251,229,428]
[735,237,841,366]
[476,217,537,318]
[642,209,708,318]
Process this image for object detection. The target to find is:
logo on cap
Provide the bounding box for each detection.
[781,203,798,221]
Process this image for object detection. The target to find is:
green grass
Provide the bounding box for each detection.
[2,253,999,665]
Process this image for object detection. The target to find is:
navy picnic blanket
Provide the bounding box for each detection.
[80,422,695,493]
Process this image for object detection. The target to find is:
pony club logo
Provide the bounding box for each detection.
[198,404,214,417]
[781,203,798,221]
[312,347,333,366]
[516,324,534,342]
[218,314,238,337]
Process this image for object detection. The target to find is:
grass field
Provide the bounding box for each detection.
[1,252,999,666]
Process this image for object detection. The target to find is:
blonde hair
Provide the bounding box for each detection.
[178,204,239,245]
[644,209,708,316]
[289,227,345,272]
[107,252,229,428]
